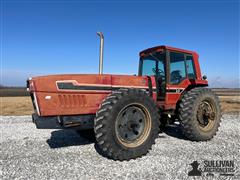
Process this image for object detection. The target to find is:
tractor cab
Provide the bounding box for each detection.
[139,46,208,109]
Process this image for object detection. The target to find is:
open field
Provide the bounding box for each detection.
[1,97,33,116]
[0,87,29,97]
[0,94,239,116]
[219,96,240,113]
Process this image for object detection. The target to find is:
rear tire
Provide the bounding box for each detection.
[94,89,160,161]
[179,88,221,141]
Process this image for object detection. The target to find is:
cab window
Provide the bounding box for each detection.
[186,55,196,79]
[170,52,186,84]
[140,52,165,77]
[142,59,156,76]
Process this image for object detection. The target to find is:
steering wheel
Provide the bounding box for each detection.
[152,68,164,76]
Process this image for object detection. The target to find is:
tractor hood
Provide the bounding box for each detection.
[27,74,150,116]
[27,74,149,93]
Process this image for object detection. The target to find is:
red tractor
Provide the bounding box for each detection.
[27,33,221,160]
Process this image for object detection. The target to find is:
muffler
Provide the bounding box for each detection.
[97,32,104,74]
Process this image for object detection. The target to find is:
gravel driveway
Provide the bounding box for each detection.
[1,114,240,179]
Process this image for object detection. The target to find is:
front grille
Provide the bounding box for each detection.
[58,94,86,108]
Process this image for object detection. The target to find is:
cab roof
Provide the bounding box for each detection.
[139,45,198,57]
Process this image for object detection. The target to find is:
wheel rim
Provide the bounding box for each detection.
[115,103,152,148]
[197,99,216,131]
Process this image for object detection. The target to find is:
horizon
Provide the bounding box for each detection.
[1,0,239,88]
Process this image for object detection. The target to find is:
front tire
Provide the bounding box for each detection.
[179,88,221,141]
[94,89,160,161]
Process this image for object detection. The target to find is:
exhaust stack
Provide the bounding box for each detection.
[97,32,104,74]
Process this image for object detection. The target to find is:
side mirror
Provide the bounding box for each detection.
[202,75,207,80]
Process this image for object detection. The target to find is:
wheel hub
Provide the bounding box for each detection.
[117,106,145,141]
[197,100,216,131]
[115,104,151,147]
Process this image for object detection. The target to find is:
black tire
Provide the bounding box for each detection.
[76,129,95,141]
[94,89,160,161]
[179,88,221,141]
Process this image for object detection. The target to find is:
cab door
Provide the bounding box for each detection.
[164,50,191,109]
[139,51,166,101]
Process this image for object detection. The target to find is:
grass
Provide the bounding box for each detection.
[1,97,33,116]
[219,96,240,113]
[1,95,239,116]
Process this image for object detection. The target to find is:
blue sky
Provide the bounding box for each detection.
[1,0,239,87]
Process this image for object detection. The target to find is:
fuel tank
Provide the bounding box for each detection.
[27,74,150,116]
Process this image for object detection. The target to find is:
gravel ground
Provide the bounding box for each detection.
[1,114,240,180]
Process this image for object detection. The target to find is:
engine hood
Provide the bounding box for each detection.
[27,74,149,93]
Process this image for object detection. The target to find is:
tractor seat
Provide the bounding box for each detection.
[171,70,182,84]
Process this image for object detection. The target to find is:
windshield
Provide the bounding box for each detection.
[139,52,166,77]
